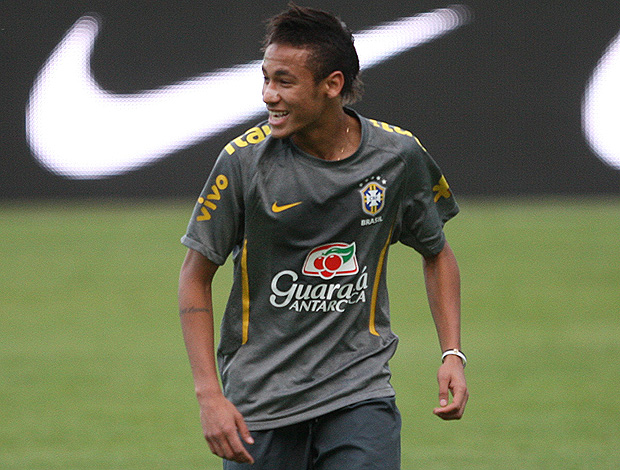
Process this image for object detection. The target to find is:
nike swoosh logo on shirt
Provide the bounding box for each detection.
[272,201,303,213]
[26,6,471,179]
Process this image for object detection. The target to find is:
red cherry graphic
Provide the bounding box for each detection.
[324,254,343,272]
[314,256,325,271]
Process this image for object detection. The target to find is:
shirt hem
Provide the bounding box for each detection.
[180,235,226,266]
[243,388,396,431]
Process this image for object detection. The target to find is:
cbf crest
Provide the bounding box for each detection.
[359,179,386,216]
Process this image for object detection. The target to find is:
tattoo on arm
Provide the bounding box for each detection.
[179,306,212,316]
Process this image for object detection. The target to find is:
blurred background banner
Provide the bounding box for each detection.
[3,0,620,198]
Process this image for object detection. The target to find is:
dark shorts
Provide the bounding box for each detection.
[223,397,401,470]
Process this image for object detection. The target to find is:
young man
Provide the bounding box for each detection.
[178,4,468,469]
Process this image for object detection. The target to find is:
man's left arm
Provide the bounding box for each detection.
[423,241,469,420]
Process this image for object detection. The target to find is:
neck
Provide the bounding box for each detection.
[292,108,360,161]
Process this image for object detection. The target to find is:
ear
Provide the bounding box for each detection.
[323,71,345,99]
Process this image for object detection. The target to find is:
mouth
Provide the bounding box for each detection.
[268,109,289,124]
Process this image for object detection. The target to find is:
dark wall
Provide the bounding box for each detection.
[3,0,620,198]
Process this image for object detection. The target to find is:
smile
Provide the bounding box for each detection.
[269,110,289,119]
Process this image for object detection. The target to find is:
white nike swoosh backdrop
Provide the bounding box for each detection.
[26,6,471,179]
[582,29,620,170]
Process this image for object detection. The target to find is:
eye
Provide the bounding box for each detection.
[278,78,294,87]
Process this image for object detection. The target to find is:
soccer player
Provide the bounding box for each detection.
[178,4,468,468]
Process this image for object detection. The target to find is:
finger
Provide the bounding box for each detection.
[235,412,255,445]
[217,419,254,464]
[432,401,460,419]
[226,433,254,464]
[204,424,246,463]
[222,411,254,463]
[433,389,468,420]
[437,378,450,408]
[206,434,230,461]
[210,433,253,464]
[451,385,469,411]
[205,436,220,457]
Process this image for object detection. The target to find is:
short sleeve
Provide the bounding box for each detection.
[395,138,459,257]
[181,149,245,265]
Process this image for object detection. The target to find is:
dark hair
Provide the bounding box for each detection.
[263,3,363,103]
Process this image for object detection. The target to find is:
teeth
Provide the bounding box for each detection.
[269,110,288,118]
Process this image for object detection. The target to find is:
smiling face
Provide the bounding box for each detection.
[262,43,336,141]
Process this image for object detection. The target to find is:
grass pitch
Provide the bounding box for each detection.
[1,198,619,469]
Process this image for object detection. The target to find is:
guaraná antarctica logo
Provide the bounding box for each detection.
[270,242,368,313]
[302,242,359,280]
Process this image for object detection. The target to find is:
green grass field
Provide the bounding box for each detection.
[1,198,619,469]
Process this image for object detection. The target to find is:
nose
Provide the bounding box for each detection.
[262,81,279,105]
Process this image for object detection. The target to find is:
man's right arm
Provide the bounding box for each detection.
[178,248,254,464]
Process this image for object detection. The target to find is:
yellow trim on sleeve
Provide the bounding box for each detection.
[369,225,394,336]
[241,239,250,345]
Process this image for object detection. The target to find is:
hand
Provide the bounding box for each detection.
[199,393,255,464]
[432,355,468,420]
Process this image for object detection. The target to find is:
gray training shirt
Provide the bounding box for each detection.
[181,109,459,431]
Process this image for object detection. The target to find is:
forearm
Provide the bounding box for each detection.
[178,252,223,399]
[423,241,461,351]
[179,304,222,398]
[424,241,468,419]
[178,249,255,461]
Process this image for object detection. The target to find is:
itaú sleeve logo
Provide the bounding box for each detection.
[25,6,471,179]
[583,29,620,170]
[303,243,359,280]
